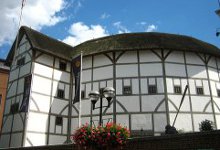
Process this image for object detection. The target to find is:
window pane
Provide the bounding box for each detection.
[123,86,132,95]
[55,116,63,126]
[148,85,157,94]
[174,86,181,94]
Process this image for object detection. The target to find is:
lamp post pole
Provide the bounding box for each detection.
[89,87,115,126]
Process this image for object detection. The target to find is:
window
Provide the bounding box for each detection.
[57,89,65,99]
[123,86,132,95]
[81,91,85,99]
[174,86,181,94]
[55,116,63,126]
[217,89,220,97]
[196,87,204,95]
[10,103,19,114]
[59,61,67,71]
[148,85,157,94]
[17,57,25,66]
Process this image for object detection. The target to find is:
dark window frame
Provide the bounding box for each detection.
[0,94,2,105]
[174,86,181,94]
[17,57,25,67]
[123,86,132,95]
[196,87,204,95]
[57,89,65,99]
[10,103,19,114]
[148,85,157,94]
[217,89,220,97]
[55,116,63,126]
[59,61,67,71]
[81,90,85,99]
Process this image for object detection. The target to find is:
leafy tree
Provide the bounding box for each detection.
[199,119,214,131]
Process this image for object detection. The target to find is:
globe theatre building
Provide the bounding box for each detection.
[0,26,220,147]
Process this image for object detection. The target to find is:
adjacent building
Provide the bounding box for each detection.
[0,59,9,132]
[0,26,220,148]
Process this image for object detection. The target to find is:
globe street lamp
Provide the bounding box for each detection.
[89,87,115,126]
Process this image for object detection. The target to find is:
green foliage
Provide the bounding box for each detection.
[199,119,215,132]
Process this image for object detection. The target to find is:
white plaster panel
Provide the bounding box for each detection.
[94,54,112,67]
[165,51,184,63]
[49,135,66,145]
[26,133,47,146]
[117,96,140,112]
[19,35,27,45]
[124,79,130,86]
[12,113,24,131]
[18,43,28,55]
[166,78,173,93]
[24,51,32,63]
[208,57,217,68]
[173,79,181,85]
[30,93,50,113]
[185,52,204,65]
[169,113,192,132]
[54,69,70,83]
[65,84,70,99]
[187,65,207,78]
[116,79,122,95]
[66,62,71,72]
[116,65,138,77]
[214,98,220,113]
[81,99,91,115]
[208,68,219,81]
[132,79,139,94]
[154,114,167,132]
[32,75,51,95]
[58,82,64,90]
[139,50,161,62]
[165,63,186,77]
[131,114,152,130]
[35,53,54,67]
[193,114,214,131]
[188,79,196,94]
[27,112,48,133]
[191,96,210,112]
[168,95,190,111]
[9,68,19,82]
[7,81,17,98]
[71,118,79,132]
[50,116,55,133]
[116,115,129,128]
[181,79,188,90]
[51,98,68,115]
[17,78,24,94]
[157,78,164,93]
[92,82,99,92]
[63,118,68,134]
[10,133,22,147]
[148,78,155,85]
[100,81,107,88]
[56,125,61,134]
[2,116,12,133]
[52,81,58,97]
[82,69,91,82]
[4,99,11,114]
[203,80,210,95]
[117,51,137,63]
[107,80,113,87]
[0,134,10,148]
[34,63,53,78]
[19,62,31,78]
[93,66,113,80]
[81,117,90,125]
[140,63,162,76]
[82,56,92,69]
[142,95,165,112]
[216,115,220,129]
[140,79,147,94]
[85,83,91,99]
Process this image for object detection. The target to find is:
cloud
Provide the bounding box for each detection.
[136,21,147,26]
[146,24,157,32]
[63,22,109,46]
[100,13,110,19]
[113,21,130,34]
[0,0,66,47]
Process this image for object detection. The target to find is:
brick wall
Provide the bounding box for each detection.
[1,130,220,150]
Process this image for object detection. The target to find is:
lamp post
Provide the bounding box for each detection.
[89,87,115,126]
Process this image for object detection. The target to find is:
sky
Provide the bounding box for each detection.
[0,0,220,59]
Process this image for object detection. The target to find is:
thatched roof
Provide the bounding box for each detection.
[6,26,220,66]
[72,32,220,57]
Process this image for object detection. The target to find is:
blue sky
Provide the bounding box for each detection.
[0,0,220,59]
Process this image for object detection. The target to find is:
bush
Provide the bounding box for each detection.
[71,122,130,149]
[199,119,214,131]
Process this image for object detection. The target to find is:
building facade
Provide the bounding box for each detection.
[0,59,9,132]
[0,26,220,148]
